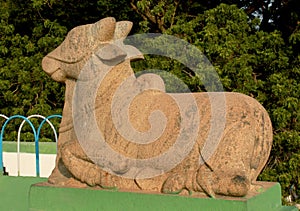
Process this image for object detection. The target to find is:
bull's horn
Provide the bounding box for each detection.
[93,17,116,42]
[114,21,133,40]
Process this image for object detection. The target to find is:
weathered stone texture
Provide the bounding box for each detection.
[42,17,273,197]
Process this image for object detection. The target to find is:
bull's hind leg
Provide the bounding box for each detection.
[196,165,250,197]
[211,173,250,197]
[60,141,116,188]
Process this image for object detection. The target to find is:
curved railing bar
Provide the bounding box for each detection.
[17,114,60,176]
[0,115,37,175]
[35,114,62,176]
[0,114,9,175]
[0,114,9,120]
[36,114,62,148]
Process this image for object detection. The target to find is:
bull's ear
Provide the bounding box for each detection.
[96,44,127,65]
[114,21,133,40]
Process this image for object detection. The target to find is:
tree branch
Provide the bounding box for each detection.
[170,0,180,28]
[130,0,166,32]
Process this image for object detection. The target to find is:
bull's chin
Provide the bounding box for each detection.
[51,68,66,82]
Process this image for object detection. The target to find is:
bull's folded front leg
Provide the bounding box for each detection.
[60,141,116,188]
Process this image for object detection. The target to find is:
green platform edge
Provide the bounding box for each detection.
[0,175,47,211]
[0,175,297,211]
[27,181,298,211]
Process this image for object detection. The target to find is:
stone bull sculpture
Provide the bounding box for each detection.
[42,17,273,197]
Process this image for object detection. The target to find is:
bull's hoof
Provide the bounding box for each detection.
[161,174,186,194]
[228,175,250,197]
[250,182,264,192]
[64,178,88,188]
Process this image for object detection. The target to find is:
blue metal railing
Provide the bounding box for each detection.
[0,114,62,176]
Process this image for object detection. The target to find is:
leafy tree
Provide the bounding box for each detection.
[0,1,66,141]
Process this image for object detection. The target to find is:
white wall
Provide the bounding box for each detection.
[3,152,56,178]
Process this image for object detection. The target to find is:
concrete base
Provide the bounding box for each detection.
[28,181,298,211]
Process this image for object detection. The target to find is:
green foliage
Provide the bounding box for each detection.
[0,0,66,142]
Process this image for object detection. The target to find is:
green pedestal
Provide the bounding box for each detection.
[0,175,47,211]
[28,181,298,211]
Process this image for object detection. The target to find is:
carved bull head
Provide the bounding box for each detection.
[42,17,143,82]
